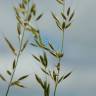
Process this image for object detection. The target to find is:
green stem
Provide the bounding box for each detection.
[5,2,30,96]
[61,0,65,53]
[54,84,57,96]
[61,31,64,53]
[54,1,65,96]
[5,28,26,96]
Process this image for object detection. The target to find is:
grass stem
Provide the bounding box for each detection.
[5,28,26,96]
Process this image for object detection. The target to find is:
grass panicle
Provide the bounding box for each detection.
[0,0,75,96]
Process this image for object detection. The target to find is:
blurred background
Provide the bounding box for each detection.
[0,0,96,96]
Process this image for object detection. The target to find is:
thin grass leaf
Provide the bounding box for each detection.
[6,70,11,76]
[56,21,62,30]
[48,51,57,57]
[61,12,66,20]
[51,12,62,30]
[35,39,40,46]
[67,7,70,16]
[15,83,25,88]
[58,76,63,83]
[51,12,60,23]
[0,74,6,81]
[35,74,44,88]
[48,42,55,50]
[11,81,25,88]
[41,68,49,75]
[40,55,45,67]
[13,59,16,70]
[18,75,29,81]
[32,55,40,62]
[65,23,71,29]
[4,37,16,55]
[43,52,48,67]
[63,71,72,80]
[35,13,43,21]
[69,11,75,21]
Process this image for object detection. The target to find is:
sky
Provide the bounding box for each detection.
[0,0,96,96]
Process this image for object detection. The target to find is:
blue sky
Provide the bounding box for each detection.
[0,0,96,96]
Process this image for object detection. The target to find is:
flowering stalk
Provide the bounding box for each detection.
[5,0,35,96]
[5,27,26,96]
[31,0,75,95]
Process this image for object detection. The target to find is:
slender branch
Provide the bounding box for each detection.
[5,1,31,95]
[61,31,64,53]
[54,84,57,96]
[53,1,65,96]
[5,28,26,96]
[61,0,65,52]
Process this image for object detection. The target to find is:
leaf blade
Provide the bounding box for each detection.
[4,37,16,55]
[0,74,6,81]
[35,13,43,21]
[35,74,44,88]
[18,75,29,81]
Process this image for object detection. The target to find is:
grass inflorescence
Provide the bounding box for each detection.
[0,0,75,96]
